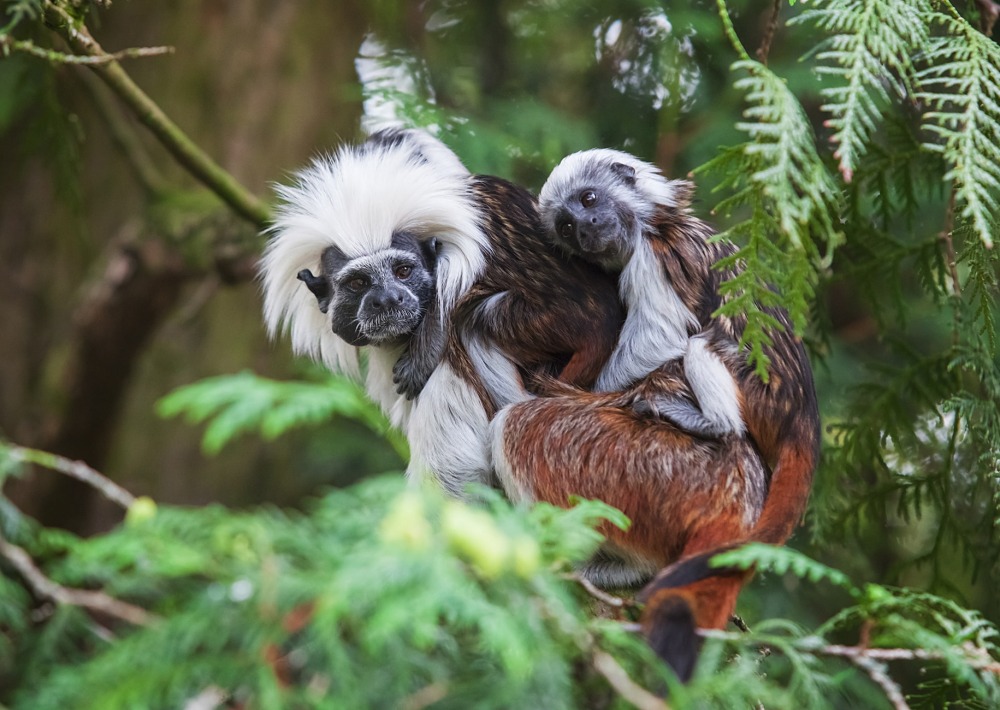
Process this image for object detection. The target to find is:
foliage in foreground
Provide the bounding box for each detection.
[2,444,1000,709]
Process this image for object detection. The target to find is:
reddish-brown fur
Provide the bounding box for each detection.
[446,175,624,417]
[497,362,770,585]
[642,206,821,547]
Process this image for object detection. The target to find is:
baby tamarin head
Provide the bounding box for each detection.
[538,149,693,271]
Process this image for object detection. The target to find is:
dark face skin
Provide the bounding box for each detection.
[297,232,436,347]
[547,161,638,271]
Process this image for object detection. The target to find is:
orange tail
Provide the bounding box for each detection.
[639,439,818,681]
[750,441,817,545]
[639,552,750,681]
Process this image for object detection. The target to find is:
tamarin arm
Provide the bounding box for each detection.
[631,334,746,438]
[392,292,447,399]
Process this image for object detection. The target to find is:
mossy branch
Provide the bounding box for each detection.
[43,3,271,229]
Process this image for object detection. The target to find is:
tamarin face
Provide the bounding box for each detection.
[539,158,644,270]
[297,232,436,347]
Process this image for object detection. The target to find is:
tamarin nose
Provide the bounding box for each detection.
[371,286,406,310]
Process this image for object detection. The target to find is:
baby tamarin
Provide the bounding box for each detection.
[261,129,623,497]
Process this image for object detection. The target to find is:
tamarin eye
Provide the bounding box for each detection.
[345,276,369,292]
[394,264,412,279]
[580,190,598,208]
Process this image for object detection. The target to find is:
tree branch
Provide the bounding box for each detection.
[0,536,157,626]
[43,3,271,229]
[593,651,670,710]
[6,444,136,509]
[700,629,1000,675]
[755,0,783,64]
[0,34,173,64]
[79,70,166,196]
[566,572,632,609]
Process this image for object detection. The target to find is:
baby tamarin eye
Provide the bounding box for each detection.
[394,264,412,279]
[345,276,369,292]
[580,190,597,208]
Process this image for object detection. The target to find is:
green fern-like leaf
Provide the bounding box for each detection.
[918,12,1000,248]
[731,60,842,252]
[794,0,930,181]
[711,543,860,594]
[698,59,842,376]
[156,371,407,458]
[961,236,1000,357]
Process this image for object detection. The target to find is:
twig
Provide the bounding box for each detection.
[731,614,751,632]
[593,651,670,710]
[43,3,271,229]
[755,0,783,64]
[0,34,172,64]
[400,682,449,710]
[848,655,910,710]
[939,189,961,299]
[566,572,628,608]
[700,630,1000,675]
[716,0,753,62]
[4,444,136,509]
[0,537,157,626]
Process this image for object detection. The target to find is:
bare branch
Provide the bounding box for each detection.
[0,537,157,626]
[79,70,165,195]
[593,651,670,710]
[43,3,271,229]
[700,630,1000,675]
[400,683,449,710]
[566,572,630,608]
[0,34,172,64]
[5,444,136,509]
[847,654,910,710]
[755,0,783,64]
[940,190,961,299]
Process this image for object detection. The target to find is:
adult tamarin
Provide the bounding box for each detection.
[490,149,820,678]
[260,129,623,496]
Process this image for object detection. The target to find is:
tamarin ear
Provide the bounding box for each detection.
[419,237,438,273]
[669,180,695,209]
[296,269,331,313]
[610,162,637,186]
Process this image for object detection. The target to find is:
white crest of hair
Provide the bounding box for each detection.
[259,129,488,427]
[407,361,492,498]
[682,335,745,435]
[596,237,697,391]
